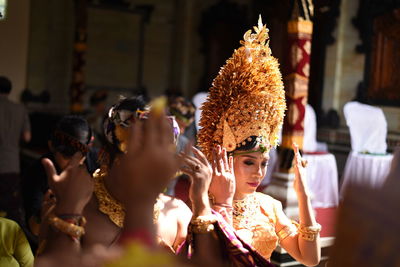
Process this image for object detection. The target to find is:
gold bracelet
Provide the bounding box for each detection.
[48,214,86,239]
[299,223,322,233]
[298,223,321,242]
[277,221,298,242]
[190,214,217,234]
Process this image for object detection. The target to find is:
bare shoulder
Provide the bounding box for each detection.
[159,194,192,217]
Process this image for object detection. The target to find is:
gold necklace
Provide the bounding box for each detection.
[93,167,161,228]
[233,193,260,230]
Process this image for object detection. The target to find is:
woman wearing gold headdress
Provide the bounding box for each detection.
[36,97,272,267]
[198,17,321,266]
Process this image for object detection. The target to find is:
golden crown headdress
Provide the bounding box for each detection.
[197,16,286,161]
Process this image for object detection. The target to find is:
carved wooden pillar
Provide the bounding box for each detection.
[265,0,313,219]
[70,0,88,113]
[280,18,313,169]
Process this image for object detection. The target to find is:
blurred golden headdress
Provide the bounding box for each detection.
[197,16,286,161]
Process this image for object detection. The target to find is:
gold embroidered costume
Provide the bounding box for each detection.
[233,192,297,260]
[93,167,162,228]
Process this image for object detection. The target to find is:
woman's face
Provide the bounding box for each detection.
[233,146,269,200]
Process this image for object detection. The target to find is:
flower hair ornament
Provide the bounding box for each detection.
[103,98,180,153]
[197,16,286,161]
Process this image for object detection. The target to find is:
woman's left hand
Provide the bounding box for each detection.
[292,143,311,198]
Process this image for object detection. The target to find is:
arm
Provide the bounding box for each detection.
[172,199,192,251]
[13,224,34,267]
[179,146,225,266]
[21,108,31,143]
[22,130,31,143]
[277,144,321,266]
[36,153,93,264]
[208,145,235,225]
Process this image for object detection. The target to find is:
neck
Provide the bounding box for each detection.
[233,191,250,201]
[104,156,125,203]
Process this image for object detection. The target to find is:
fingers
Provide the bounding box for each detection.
[211,148,219,175]
[161,116,174,146]
[218,145,225,172]
[229,156,234,173]
[221,147,229,171]
[144,113,157,147]
[292,142,301,163]
[180,153,202,169]
[179,154,204,176]
[41,158,58,183]
[129,120,143,154]
[191,146,209,166]
[215,146,223,173]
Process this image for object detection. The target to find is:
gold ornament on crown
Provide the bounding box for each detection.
[197,16,286,161]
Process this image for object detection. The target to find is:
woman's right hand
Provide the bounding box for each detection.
[42,153,93,215]
[208,145,235,206]
[179,146,212,216]
[111,108,180,205]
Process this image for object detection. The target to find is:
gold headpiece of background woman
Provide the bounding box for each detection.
[197,15,286,161]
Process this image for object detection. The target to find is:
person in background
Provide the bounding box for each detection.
[0,217,34,267]
[21,115,97,252]
[166,96,196,196]
[168,96,196,151]
[0,76,31,225]
[86,90,108,148]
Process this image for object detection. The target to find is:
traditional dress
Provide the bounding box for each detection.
[233,192,296,260]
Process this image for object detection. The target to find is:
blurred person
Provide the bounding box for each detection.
[0,217,34,267]
[329,146,400,267]
[166,96,196,196]
[168,96,196,151]
[36,97,271,267]
[36,97,192,255]
[86,90,108,148]
[197,18,321,265]
[21,115,97,251]
[0,76,31,224]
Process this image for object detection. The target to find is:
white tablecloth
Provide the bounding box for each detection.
[303,153,339,208]
[340,152,393,196]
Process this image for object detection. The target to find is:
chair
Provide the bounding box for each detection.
[340,102,393,195]
[302,104,339,208]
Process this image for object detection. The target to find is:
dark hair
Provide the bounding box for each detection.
[50,115,92,157]
[114,96,147,112]
[168,96,195,121]
[103,96,148,165]
[0,76,12,94]
[234,136,259,152]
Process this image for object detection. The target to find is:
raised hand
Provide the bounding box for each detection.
[208,145,235,206]
[179,146,212,216]
[42,153,93,214]
[110,105,181,204]
[292,143,310,198]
